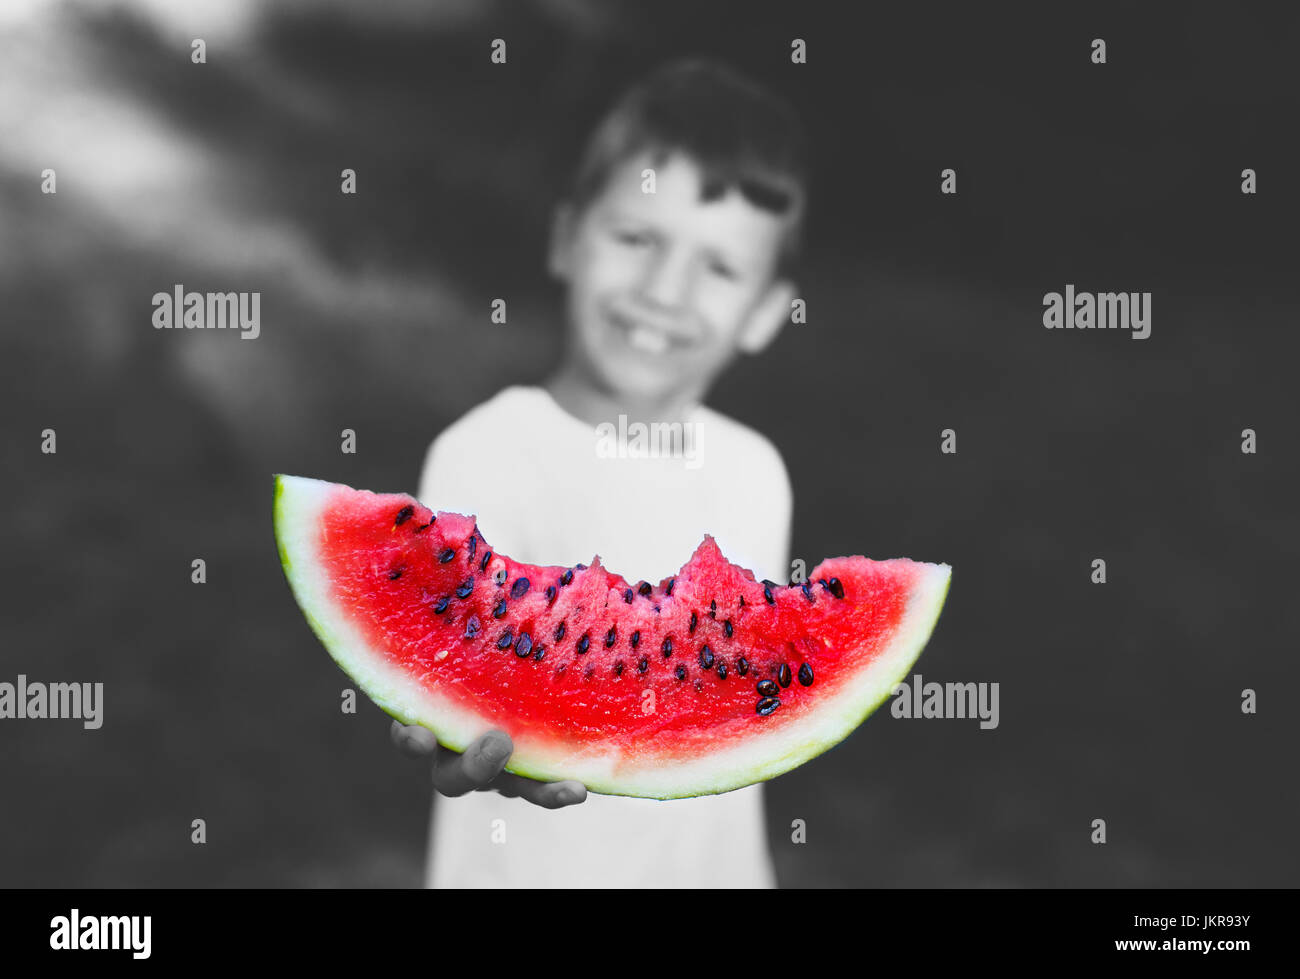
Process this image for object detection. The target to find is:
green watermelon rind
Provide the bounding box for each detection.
[273,474,952,800]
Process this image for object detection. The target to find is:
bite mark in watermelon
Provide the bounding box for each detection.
[274,475,951,799]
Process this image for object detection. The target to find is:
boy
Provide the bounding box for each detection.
[393,58,809,888]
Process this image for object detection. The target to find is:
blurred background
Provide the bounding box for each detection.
[1,0,1297,887]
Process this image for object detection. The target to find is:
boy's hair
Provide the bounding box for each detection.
[567,57,810,280]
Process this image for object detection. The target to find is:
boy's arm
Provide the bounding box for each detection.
[390,429,587,809]
[759,438,795,583]
[417,427,473,516]
[773,453,794,582]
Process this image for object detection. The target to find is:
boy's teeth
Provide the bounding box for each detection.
[627,323,670,355]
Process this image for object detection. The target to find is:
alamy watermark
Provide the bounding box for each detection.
[1043,284,1150,340]
[151,284,261,339]
[0,675,103,729]
[595,414,703,469]
[50,909,150,959]
[890,674,999,730]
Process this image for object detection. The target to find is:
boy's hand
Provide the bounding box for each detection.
[390,721,588,809]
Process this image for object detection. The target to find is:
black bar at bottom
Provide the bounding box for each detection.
[4,887,1280,966]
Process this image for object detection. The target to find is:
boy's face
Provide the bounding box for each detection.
[549,151,795,404]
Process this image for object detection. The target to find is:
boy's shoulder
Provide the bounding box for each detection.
[695,403,789,477]
[427,385,546,448]
[449,384,543,427]
[418,387,547,501]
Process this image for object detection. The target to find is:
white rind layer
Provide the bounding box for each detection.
[275,474,951,799]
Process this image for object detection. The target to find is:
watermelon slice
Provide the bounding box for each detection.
[274,475,951,799]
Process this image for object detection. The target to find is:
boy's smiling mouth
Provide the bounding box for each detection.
[607,308,693,356]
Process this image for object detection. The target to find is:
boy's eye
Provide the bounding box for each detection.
[707,259,737,280]
[613,229,651,247]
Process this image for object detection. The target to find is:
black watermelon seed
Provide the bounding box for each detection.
[630,630,641,649]
[560,568,574,586]
[480,551,492,572]
[739,595,745,607]
[433,597,450,614]
[637,657,648,674]
[828,577,845,599]
[492,598,508,619]
[798,663,814,686]
[756,679,778,697]
[763,581,775,605]
[666,578,676,596]
[576,563,587,570]
[394,505,414,526]
[723,619,733,638]
[709,599,717,619]
[717,662,728,680]
[623,588,634,604]
[801,581,814,602]
[438,548,455,564]
[689,611,698,635]
[388,567,403,580]
[511,577,530,599]
[757,697,781,716]
[778,663,792,688]
[456,578,474,598]
[661,637,673,658]
[415,522,431,534]
[818,578,831,593]
[514,633,532,658]
[604,627,617,649]
[675,664,687,680]
[545,585,557,604]
[576,633,590,655]
[464,615,480,639]
[737,657,749,676]
[699,645,714,670]
[466,535,477,560]
[496,630,514,650]
[638,581,652,597]
[494,568,508,586]
[533,646,546,662]
[554,621,566,642]
[614,661,624,677]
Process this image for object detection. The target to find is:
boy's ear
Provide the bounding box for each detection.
[736,277,797,354]
[548,202,576,279]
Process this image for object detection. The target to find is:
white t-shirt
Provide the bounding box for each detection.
[417,385,793,888]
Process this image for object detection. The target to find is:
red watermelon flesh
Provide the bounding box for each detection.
[274,475,951,798]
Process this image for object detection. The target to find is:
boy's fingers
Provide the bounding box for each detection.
[432,731,512,796]
[496,773,588,809]
[424,729,586,807]
[391,720,438,756]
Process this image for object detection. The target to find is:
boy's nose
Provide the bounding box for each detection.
[636,248,693,312]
